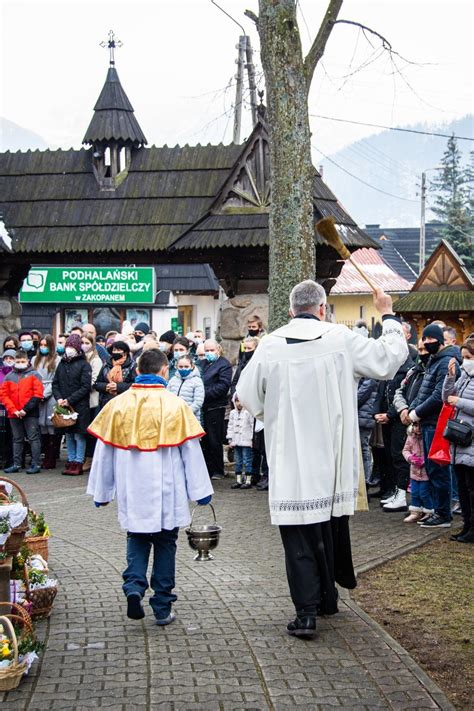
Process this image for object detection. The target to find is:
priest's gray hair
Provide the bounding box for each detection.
[290,280,327,314]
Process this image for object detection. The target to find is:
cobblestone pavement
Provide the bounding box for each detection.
[2,469,458,711]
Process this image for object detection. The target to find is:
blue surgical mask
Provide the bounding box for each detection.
[21,340,33,351]
[178,368,192,378]
[56,345,65,355]
[39,347,49,355]
[205,352,218,362]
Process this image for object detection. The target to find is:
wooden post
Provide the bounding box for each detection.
[233,36,246,144]
[245,36,258,127]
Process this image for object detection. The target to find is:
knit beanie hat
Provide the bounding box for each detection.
[2,349,17,359]
[134,322,150,335]
[65,333,82,354]
[422,324,444,344]
[159,329,176,344]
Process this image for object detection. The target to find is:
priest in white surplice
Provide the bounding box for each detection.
[87,348,213,626]
[237,280,408,638]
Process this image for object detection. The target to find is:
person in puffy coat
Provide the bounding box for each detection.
[227,394,254,489]
[0,350,44,474]
[442,337,474,543]
[357,377,378,484]
[32,334,60,469]
[409,324,461,528]
[52,334,92,476]
[167,355,205,421]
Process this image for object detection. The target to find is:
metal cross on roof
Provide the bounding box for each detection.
[100,30,123,66]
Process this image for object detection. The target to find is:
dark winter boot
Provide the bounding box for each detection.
[287,615,316,639]
[231,474,242,489]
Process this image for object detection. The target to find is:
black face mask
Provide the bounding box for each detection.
[248,329,259,337]
[418,353,430,365]
[134,334,143,343]
[424,341,441,356]
[111,353,125,361]
[242,350,254,363]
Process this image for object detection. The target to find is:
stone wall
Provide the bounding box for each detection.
[219,294,269,363]
[0,296,22,344]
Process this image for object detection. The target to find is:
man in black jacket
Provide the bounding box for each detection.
[409,324,461,528]
[201,340,232,479]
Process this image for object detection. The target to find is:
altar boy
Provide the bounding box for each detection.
[87,349,213,626]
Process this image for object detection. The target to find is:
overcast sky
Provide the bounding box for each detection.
[1,0,473,156]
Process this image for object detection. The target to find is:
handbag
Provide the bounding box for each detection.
[51,405,77,429]
[443,418,472,447]
[428,403,454,464]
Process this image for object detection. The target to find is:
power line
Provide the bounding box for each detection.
[310,113,474,141]
[312,144,419,202]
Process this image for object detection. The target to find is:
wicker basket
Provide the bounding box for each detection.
[0,478,29,557]
[24,535,49,561]
[51,406,77,428]
[24,567,57,619]
[0,615,27,691]
[28,586,57,620]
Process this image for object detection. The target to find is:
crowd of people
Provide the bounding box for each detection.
[0,312,472,544]
[355,318,473,543]
[0,315,269,488]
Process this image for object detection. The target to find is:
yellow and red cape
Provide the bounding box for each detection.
[88,384,204,451]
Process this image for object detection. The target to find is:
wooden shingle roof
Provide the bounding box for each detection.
[0,121,375,256]
[83,67,147,147]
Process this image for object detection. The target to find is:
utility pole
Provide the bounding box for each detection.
[419,171,426,274]
[233,36,246,144]
[245,36,258,127]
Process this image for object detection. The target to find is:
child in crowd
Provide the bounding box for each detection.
[167,355,205,421]
[0,350,44,474]
[227,394,254,489]
[87,349,213,626]
[402,422,434,523]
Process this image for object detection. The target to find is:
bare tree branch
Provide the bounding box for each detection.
[244,9,259,27]
[303,0,343,89]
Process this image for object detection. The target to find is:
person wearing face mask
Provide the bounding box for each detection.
[201,339,232,480]
[167,354,205,421]
[55,334,67,357]
[81,335,104,472]
[158,330,177,358]
[408,324,461,528]
[0,350,44,474]
[168,336,192,380]
[238,316,266,363]
[95,341,136,410]
[0,349,16,469]
[3,336,20,352]
[442,338,474,543]
[18,331,36,361]
[52,334,92,476]
[231,337,258,397]
[32,335,60,469]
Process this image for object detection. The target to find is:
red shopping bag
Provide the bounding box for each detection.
[428,404,455,464]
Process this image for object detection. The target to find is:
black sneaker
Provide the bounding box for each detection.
[127,594,145,620]
[420,514,451,528]
[286,615,316,639]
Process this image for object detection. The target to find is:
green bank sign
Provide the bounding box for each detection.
[20,267,156,304]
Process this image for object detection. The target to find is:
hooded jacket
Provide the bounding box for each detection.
[393,360,426,414]
[411,345,461,425]
[167,367,205,419]
[0,365,44,418]
[52,353,92,434]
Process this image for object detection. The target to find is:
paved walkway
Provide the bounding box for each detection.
[2,470,456,710]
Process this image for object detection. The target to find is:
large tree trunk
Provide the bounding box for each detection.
[255,0,343,329]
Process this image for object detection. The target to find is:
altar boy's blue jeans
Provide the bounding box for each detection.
[122,528,179,619]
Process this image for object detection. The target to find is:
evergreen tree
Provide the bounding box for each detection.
[430,135,473,271]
